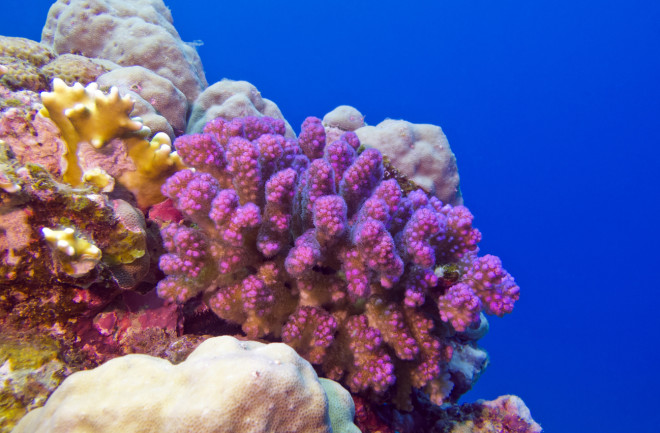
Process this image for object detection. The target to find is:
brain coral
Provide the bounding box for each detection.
[12,335,360,433]
[156,115,520,409]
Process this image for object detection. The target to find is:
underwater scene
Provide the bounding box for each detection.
[1,0,658,432]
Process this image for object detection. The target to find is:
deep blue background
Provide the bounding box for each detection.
[4,1,660,431]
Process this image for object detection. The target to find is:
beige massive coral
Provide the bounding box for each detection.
[187,78,295,137]
[356,118,462,205]
[12,336,360,433]
[41,0,207,103]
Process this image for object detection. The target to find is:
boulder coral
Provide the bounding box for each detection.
[96,66,188,137]
[322,105,366,145]
[12,335,360,433]
[0,37,111,93]
[0,36,56,92]
[41,0,207,103]
[187,79,295,137]
[322,106,463,205]
[356,118,463,206]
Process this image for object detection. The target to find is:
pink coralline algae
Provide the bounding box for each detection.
[157,115,520,408]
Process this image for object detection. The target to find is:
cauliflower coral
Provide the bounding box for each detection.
[156,115,520,408]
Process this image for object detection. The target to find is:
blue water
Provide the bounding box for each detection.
[4,1,660,431]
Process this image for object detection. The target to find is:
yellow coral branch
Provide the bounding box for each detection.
[41,227,101,260]
[40,79,185,207]
[40,78,143,185]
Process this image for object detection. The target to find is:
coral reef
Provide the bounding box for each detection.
[0,37,110,93]
[0,74,185,208]
[0,142,150,330]
[40,54,111,88]
[0,125,215,431]
[71,289,204,368]
[447,395,543,433]
[322,106,463,205]
[357,390,542,433]
[322,105,366,145]
[13,335,360,433]
[0,142,149,284]
[41,0,207,103]
[0,99,66,177]
[156,115,520,409]
[0,1,541,429]
[0,143,199,423]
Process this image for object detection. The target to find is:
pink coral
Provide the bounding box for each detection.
[299,116,326,159]
[464,255,520,317]
[156,115,520,408]
[282,306,338,364]
[437,282,482,332]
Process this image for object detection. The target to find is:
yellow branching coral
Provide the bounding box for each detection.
[39,78,184,207]
[41,227,101,259]
[41,226,101,277]
[118,131,185,208]
[81,167,113,191]
[40,78,143,186]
